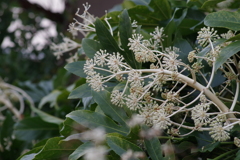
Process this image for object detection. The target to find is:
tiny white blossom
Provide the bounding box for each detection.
[126,93,143,110]
[94,50,108,67]
[197,27,219,47]
[51,36,80,59]
[150,26,166,43]
[86,73,105,92]
[152,108,171,130]
[111,90,125,107]
[209,121,232,141]
[191,103,210,126]
[107,52,124,72]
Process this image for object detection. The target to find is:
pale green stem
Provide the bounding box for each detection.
[230,81,239,111]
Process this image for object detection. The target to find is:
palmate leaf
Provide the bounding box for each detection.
[66,110,130,136]
[204,10,240,31]
[215,40,240,71]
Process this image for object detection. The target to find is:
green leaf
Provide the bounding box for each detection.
[235,150,240,160]
[144,137,164,160]
[92,90,129,126]
[95,18,122,53]
[13,117,59,142]
[68,83,92,99]
[17,146,43,160]
[149,0,171,20]
[174,38,193,64]
[33,137,81,160]
[128,5,157,26]
[69,142,93,160]
[66,110,130,136]
[215,40,240,71]
[82,38,102,58]
[30,104,64,125]
[200,142,220,152]
[227,33,240,42]
[64,61,87,78]
[201,0,225,11]
[204,10,240,31]
[60,118,83,137]
[106,133,143,156]
[0,114,14,147]
[38,90,61,109]
[119,9,140,69]
[197,39,226,61]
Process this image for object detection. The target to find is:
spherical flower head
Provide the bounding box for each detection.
[197,27,219,47]
[150,26,167,42]
[192,61,203,71]
[126,93,143,110]
[84,59,96,76]
[188,50,196,63]
[107,52,124,72]
[162,47,180,71]
[128,70,143,87]
[191,103,210,126]
[128,34,144,52]
[209,121,232,141]
[94,50,108,67]
[152,108,171,130]
[86,73,105,92]
[110,90,125,107]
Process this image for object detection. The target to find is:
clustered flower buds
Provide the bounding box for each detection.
[82,23,240,141]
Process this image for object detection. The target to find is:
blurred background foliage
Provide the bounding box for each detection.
[0,0,122,159]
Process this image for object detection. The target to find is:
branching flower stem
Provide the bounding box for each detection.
[111,68,235,119]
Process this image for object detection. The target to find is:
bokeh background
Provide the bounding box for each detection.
[0,0,123,83]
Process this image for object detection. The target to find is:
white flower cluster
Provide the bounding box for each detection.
[68,3,96,37]
[50,36,80,60]
[82,22,239,141]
